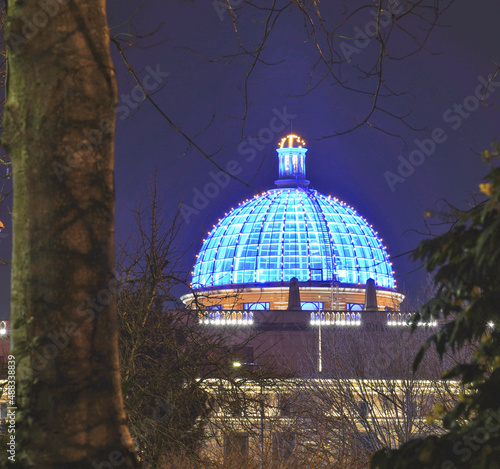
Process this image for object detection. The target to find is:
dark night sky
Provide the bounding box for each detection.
[1,1,500,318]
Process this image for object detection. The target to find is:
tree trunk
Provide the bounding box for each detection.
[4,1,139,467]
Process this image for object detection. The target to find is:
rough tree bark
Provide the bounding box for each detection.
[4,1,139,467]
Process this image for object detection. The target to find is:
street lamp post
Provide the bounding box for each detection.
[318,296,322,373]
[233,361,264,469]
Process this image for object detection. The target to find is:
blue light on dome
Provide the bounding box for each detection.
[192,187,395,290]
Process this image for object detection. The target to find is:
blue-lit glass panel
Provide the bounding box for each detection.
[192,188,395,290]
[347,303,364,311]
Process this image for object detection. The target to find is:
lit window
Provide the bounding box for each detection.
[347,303,364,311]
[224,432,249,462]
[301,301,323,311]
[358,400,369,418]
[273,432,296,461]
[243,302,270,310]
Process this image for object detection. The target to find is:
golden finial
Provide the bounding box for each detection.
[279,134,306,149]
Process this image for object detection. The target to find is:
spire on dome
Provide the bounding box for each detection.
[275,134,310,188]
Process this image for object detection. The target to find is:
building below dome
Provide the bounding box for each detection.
[178,135,451,467]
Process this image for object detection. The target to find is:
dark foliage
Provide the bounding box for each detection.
[372,142,500,468]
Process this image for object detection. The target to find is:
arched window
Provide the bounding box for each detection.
[301,301,323,311]
[243,302,270,310]
[358,400,369,418]
[237,312,243,321]
[356,312,361,323]
[341,312,346,322]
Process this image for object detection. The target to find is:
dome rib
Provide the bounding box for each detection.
[299,191,313,281]
[343,204,363,284]
[308,190,335,281]
[231,194,262,285]
[209,203,235,286]
[277,190,290,282]
[254,191,276,283]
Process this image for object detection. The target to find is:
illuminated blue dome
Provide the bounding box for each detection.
[192,135,395,290]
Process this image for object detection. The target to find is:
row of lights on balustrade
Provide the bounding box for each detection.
[199,311,254,326]
[386,313,438,327]
[309,312,441,328]
[310,312,361,326]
